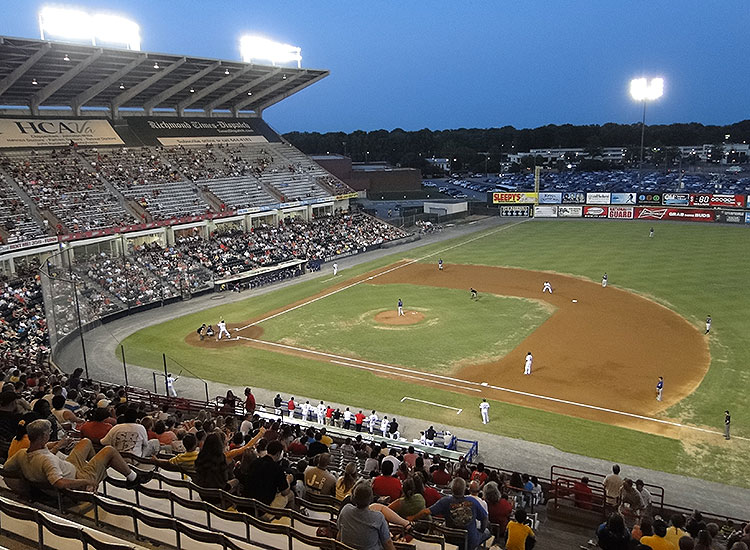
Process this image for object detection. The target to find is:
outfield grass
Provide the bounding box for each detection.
[260,283,551,372]
[122,219,750,487]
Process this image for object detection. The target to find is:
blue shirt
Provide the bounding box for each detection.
[430,495,488,549]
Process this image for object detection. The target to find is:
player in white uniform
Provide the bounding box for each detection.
[524,352,533,375]
[217,319,231,340]
[301,401,312,421]
[317,401,326,424]
[368,410,379,433]
[542,281,553,293]
[166,373,178,397]
[705,315,712,334]
[601,273,608,288]
[333,263,338,276]
[480,398,490,424]
[381,416,389,437]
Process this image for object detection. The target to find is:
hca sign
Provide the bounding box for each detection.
[13,120,96,135]
[0,118,124,147]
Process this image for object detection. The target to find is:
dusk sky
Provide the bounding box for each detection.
[3,1,749,133]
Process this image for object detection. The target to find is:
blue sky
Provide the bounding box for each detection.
[2,1,749,133]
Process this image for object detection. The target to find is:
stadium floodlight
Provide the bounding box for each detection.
[630,77,665,180]
[38,6,141,50]
[240,35,302,68]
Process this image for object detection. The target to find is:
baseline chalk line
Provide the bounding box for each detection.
[401,396,463,414]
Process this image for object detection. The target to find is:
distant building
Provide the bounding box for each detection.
[425,157,450,172]
[311,155,421,194]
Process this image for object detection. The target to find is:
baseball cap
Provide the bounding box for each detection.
[97,399,110,408]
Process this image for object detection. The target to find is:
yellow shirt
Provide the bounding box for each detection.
[168,450,199,474]
[639,535,676,550]
[320,435,333,447]
[8,436,30,459]
[505,521,535,550]
[663,527,687,548]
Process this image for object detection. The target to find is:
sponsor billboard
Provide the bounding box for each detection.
[492,192,538,204]
[533,205,558,218]
[689,194,712,207]
[610,192,637,205]
[635,207,715,222]
[538,192,562,204]
[746,212,750,224]
[586,192,611,205]
[583,206,608,218]
[0,118,124,148]
[716,210,745,224]
[662,193,690,206]
[125,117,276,146]
[558,205,583,217]
[561,192,586,204]
[710,194,745,209]
[608,206,634,219]
[0,236,59,254]
[637,193,662,205]
[501,205,531,217]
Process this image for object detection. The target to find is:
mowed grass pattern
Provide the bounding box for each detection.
[260,284,551,372]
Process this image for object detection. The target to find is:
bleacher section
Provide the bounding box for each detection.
[197,176,278,210]
[0,174,44,242]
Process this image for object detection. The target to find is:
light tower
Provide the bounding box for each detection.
[630,77,664,181]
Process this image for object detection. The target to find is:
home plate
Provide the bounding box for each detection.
[572,299,578,303]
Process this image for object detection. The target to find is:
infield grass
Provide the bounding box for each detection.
[122,219,750,487]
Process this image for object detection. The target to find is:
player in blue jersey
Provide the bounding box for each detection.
[656,376,664,401]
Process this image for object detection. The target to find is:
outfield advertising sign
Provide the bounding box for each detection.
[608,206,634,219]
[586,192,611,205]
[583,206,608,218]
[534,205,558,217]
[637,193,662,205]
[492,192,537,204]
[662,193,690,206]
[689,194,712,207]
[716,210,745,224]
[538,192,562,204]
[635,207,714,222]
[710,194,745,208]
[501,205,532,217]
[610,193,637,205]
[562,192,586,204]
[746,212,750,224]
[558,205,583,217]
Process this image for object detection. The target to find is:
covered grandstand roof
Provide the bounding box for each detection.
[0,36,328,118]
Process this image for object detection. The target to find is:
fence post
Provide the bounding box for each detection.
[120,345,128,387]
[204,381,209,403]
[162,353,169,395]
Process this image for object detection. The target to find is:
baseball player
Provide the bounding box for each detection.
[542,281,553,294]
[397,298,404,316]
[317,401,326,424]
[480,398,490,424]
[524,352,533,375]
[166,373,178,397]
[438,258,443,271]
[724,410,731,440]
[301,400,312,421]
[470,288,478,300]
[333,263,338,276]
[656,376,664,402]
[602,273,608,288]
[381,415,389,437]
[368,410,379,434]
[217,319,231,340]
[705,315,712,334]
[649,227,654,238]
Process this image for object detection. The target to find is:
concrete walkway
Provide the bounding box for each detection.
[55,216,750,520]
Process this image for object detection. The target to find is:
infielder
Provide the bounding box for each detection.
[480,398,490,424]
[166,373,178,397]
[438,259,443,271]
[705,315,712,334]
[397,298,404,316]
[542,281,553,293]
[217,319,231,340]
[333,263,338,276]
[524,352,533,375]
[602,273,608,288]
[368,410,379,434]
[470,288,478,300]
[656,376,664,402]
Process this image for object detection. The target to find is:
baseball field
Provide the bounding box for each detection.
[122,219,750,487]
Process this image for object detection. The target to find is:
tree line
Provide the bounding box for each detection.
[284,120,750,174]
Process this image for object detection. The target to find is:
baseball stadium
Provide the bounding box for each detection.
[0,5,749,550]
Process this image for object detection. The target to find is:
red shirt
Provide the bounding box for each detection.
[470,470,488,486]
[245,393,256,413]
[488,498,513,533]
[326,407,334,418]
[372,475,402,502]
[79,421,112,443]
[574,481,593,510]
[354,413,366,425]
[423,485,442,507]
[288,400,295,411]
[432,469,452,486]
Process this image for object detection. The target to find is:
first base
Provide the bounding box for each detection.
[368,276,374,280]
[572,299,578,303]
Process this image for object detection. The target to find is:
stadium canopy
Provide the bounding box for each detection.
[0,36,328,119]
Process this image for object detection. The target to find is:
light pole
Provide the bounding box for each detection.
[630,77,664,182]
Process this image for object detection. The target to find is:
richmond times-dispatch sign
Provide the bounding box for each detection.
[0,118,124,148]
[126,117,273,146]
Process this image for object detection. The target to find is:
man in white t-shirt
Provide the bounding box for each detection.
[100,408,159,458]
[343,407,352,429]
[239,413,254,437]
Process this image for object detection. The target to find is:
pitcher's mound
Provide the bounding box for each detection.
[374,310,425,325]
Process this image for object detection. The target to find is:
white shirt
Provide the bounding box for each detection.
[381,418,389,430]
[100,423,150,457]
[480,402,490,413]
[317,404,326,416]
[382,455,401,472]
[239,419,254,436]
[525,354,533,367]
[218,321,227,331]
[343,410,352,421]
[369,413,379,426]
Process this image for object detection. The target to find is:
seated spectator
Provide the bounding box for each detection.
[335,462,359,501]
[100,407,160,458]
[194,432,234,491]
[484,481,513,537]
[574,476,594,510]
[694,530,714,550]
[154,420,177,446]
[4,419,150,492]
[632,518,653,541]
[151,432,199,476]
[402,446,418,468]
[597,513,632,550]
[640,518,674,550]
[364,447,381,475]
[506,509,536,550]
[665,514,688,547]
[241,440,295,510]
[372,460,402,503]
[307,431,328,457]
[304,452,336,496]
[337,482,396,550]
[389,477,426,519]
[50,394,84,428]
[431,460,452,486]
[470,463,488,487]
[78,407,113,445]
[413,474,441,508]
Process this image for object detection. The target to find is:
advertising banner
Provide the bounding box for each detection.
[586,192,611,205]
[0,236,59,254]
[126,117,276,146]
[501,205,531,217]
[637,193,662,205]
[492,192,537,204]
[608,206,634,219]
[662,193,690,206]
[634,207,669,220]
[716,210,745,224]
[0,118,124,148]
[538,192,562,204]
[558,205,583,217]
[533,205,558,218]
[689,194,712,207]
[746,212,750,224]
[634,207,714,222]
[710,194,745,209]
[583,206,608,218]
[610,193,637,205]
[561,192,586,204]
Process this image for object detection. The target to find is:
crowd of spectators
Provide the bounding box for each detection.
[0,174,45,242]
[0,262,49,366]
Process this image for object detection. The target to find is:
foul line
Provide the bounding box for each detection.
[401,396,463,414]
[234,219,528,332]
[235,335,747,440]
